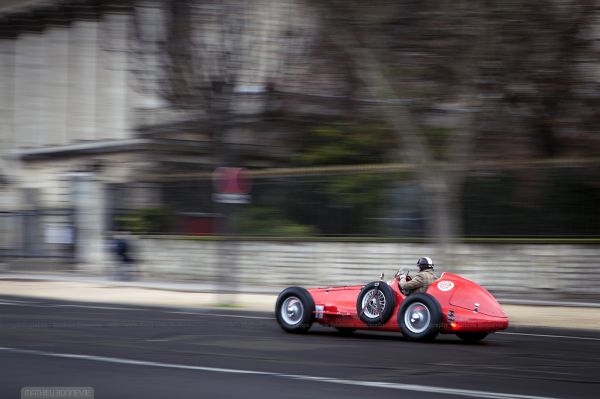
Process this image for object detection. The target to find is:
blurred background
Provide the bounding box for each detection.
[0,0,599,300]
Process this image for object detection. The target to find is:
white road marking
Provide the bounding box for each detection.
[0,298,39,304]
[0,299,273,319]
[0,301,29,306]
[0,346,559,399]
[50,307,272,320]
[497,332,600,342]
[179,312,272,320]
[0,301,139,311]
[52,304,141,311]
[0,298,41,306]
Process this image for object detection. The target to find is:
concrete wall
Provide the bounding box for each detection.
[136,238,600,300]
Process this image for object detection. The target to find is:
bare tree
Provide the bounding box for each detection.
[306,0,598,267]
[131,0,314,295]
[304,1,487,266]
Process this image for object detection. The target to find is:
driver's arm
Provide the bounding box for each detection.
[400,273,424,291]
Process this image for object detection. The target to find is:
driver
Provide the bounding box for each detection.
[399,257,438,295]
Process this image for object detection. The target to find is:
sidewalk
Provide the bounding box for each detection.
[1,273,599,331]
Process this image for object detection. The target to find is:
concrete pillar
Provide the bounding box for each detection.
[44,24,69,146]
[96,12,130,140]
[14,30,44,148]
[0,36,15,154]
[129,2,169,127]
[71,173,108,273]
[68,20,98,142]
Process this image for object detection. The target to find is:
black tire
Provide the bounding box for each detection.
[456,332,488,344]
[398,293,442,341]
[356,281,396,326]
[335,327,357,334]
[275,287,315,333]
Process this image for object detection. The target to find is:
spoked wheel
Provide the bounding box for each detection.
[456,332,488,344]
[275,287,315,333]
[398,293,442,341]
[356,281,396,326]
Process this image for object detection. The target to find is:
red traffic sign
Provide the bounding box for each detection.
[213,167,251,194]
[212,167,251,204]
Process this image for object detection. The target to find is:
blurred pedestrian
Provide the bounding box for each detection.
[110,231,136,281]
[399,257,437,294]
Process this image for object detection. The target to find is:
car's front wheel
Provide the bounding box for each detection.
[275,287,315,333]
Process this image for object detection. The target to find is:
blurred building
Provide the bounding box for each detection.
[0,1,157,269]
[0,0,354,269]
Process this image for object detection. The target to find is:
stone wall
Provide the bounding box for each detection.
[136,238,600,300]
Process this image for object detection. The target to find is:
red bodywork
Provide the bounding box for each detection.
[307,272,508,334]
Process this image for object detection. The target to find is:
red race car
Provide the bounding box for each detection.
[275,270,509,343]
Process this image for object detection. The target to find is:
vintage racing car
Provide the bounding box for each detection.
[275,270,509,343]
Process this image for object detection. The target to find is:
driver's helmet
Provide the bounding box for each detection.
[417,257,434,271]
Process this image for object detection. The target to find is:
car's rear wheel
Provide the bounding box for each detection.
[356,281,396,326]
[456,332,488,344]
[398,293,442,341]
[275,287,315,333]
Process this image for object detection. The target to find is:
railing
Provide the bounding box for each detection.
[0,209,75,260]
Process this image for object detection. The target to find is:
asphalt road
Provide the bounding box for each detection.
[1,296,599,399]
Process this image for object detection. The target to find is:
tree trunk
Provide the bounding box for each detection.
[420,169,465,271]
